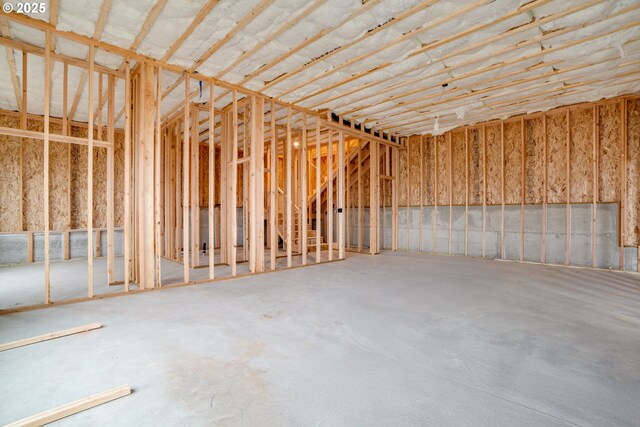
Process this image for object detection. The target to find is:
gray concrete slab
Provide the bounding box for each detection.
[1,251,639,426]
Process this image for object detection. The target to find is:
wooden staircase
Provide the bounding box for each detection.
[276,188,326,253]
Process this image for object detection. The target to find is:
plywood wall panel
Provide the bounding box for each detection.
[200,145,209,207]
[503,121,522,205]
[23,119,44,231]
[93,147,107,229]
[485,124,502,205]
[423,136,435,205]
[436,135,449,206]
[524,117,544,204]
[49,139,69,231]
[626,98,640,246]
[114,131,125,227]
[408,136,421,206]
[598,102,621,203]
[546,112,567,204]
[70,143,88,229]
[0,115,21,231]
[569,108,594,203]
[468,128,483,205]
[451,130,465,205]
[398,143,408,206]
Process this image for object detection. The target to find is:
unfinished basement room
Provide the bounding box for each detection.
[0,0,639,425]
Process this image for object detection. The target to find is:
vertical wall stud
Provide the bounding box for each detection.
[87,45,94,297]
[43,32,51,303]
[269,101,277,270]
[183,76,191,282]
[124,61,131,292]
[208,84,215,279]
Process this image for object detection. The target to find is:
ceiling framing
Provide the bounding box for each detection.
[0,0,638,136]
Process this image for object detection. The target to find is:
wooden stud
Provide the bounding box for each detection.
[270,101,277,270]
[209,83,215,279]
[191,103,200,267]
[419,135,424,252]
[620,100,627,270]
[154,66,162,286]
[230,90,238,275]
[465,129,469,256]
[301,113,308,264]
[0,323,102,352]
[124,61,131,292]
[183,76,191,282]
[566,110,571,266]
[255,97,265,272]
[501,121,505,259]
[87,45,94,298]
[592,105,598,268]
[107,75,115,284]
[140,63,156,289]
[20,51,26,232]
[358,141,363,252]
[542,114,548,263]
[449,132,453,256]
[392,145,398,251]
[433,135,438,254]
[520,117,525,262]
[286,107,293,267]
[328,129,334,260]
[43,32,51,303]
[64,63,70,232]
[482,126,487,258]
[370,140,380,255]
[249,96,265,272]
[316,117,322,261]
[4,385,131,427]
[338,131,345,259]
[405,137,409,251]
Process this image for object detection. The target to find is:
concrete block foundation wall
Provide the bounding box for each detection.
[381,204,638,271]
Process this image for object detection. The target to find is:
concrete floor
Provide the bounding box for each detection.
[1,252,639,426]
[0,248,339,310]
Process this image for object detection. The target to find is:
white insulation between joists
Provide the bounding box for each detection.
[0,0,638,134]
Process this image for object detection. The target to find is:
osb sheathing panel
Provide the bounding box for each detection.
[93,146,108,229]
[23,119,44,230]
[114,132,125,227]
[503,121,522,205]
[423,136,435,205]
[198,144,222,208]
[627,98,640,246]
[436,135,449,205]
[569,108,594,203]
[0,115,21,231]
[407,136,421,206]
[199,145,209,207]
[468,128,483,205]
[70,143,88,229]
[398,143,408,206]
[49,138,69,231]
[598,102,621,203]
[451,131,465,206]
[362,167,371,208]
[524,118,544,204]
[485,124,502,205]
[546,112,567,204]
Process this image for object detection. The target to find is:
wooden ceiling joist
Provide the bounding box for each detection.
[306,0,611,112]
[237,0,384,86]
[67,0,112,121]
[260,0,439,92]
[215,0,325,80]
